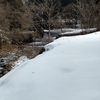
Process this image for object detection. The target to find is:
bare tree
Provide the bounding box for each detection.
[61,3,78,28]
[30,0,61,38]
[72,0,98,30]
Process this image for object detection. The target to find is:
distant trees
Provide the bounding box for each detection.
[61,3,77,28]
[0,2,8,49]
[0,0,99,48]
[0,0,23,31]
[60,0,100,30]
[30,0,61,38]
[30,0,76,7]
[95,1,100,30]
[73,0,97,29]
[0,2,9,31]
[0,0,34,47]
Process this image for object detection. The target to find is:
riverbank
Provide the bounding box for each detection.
[0,43,44,77]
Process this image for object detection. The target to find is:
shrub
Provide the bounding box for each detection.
[10,33,33,45]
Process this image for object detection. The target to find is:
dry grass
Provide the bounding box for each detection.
[0,43,44,58]
[0,43,18,57]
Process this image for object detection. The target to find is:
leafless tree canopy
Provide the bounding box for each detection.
[30,0,61,38]
[72,0,98,29]
[61,0,100,29]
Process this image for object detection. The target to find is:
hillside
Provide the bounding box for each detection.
[0,31,100,100]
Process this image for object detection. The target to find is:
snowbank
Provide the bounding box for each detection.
[12,56,29,68]
[0,31,100,100]
[60,28,97,35]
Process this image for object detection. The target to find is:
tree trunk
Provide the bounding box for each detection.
[60,16,63,32]
[48,23,51,39]
[48,18,51,39]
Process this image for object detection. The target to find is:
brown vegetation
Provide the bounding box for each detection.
[30,0,61,38]
[64,0,100,30]
[0,42,44,59]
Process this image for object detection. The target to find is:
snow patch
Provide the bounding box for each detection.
[12,56,29,68]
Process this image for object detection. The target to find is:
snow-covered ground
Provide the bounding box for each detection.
[58,28,96,35]
[12,56,29,68]
[44,28,97,35]
[0,31,100,100]
[44,28,97,39]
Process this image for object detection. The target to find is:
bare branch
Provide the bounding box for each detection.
[30,0,61,38]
